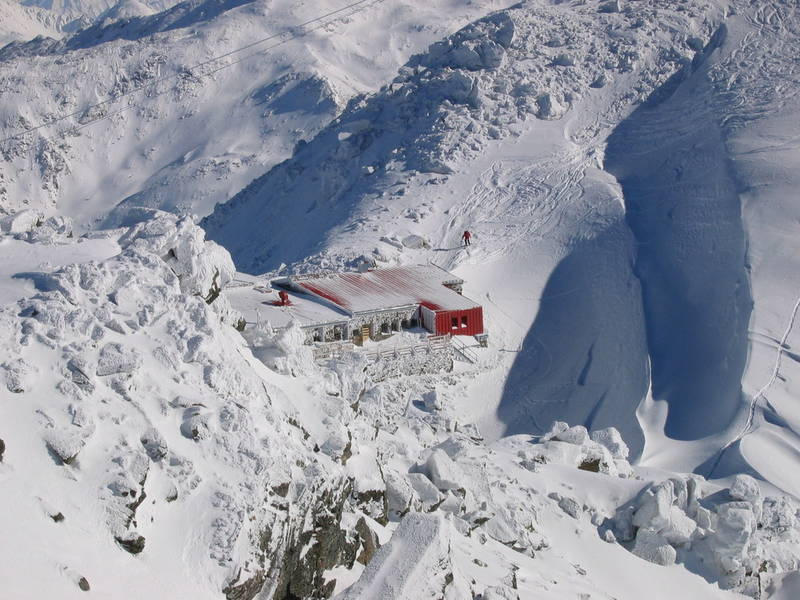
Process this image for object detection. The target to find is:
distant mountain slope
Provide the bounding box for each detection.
[0,0,512,228]
[0,0,67,47]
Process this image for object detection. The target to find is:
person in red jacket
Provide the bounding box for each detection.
[462,230,472,246]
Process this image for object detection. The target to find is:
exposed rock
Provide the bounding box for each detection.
[115,534,146,555]
[355,517,380,565]
[223,570,266,600]
[273,482,358,600]
[78,577,90,592]
[0,438,4,462]
[51,512,65,523]
[578,458,601,472]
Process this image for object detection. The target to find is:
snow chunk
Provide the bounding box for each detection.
[96,343,142,376]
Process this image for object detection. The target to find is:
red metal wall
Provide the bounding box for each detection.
[434,307,484,336]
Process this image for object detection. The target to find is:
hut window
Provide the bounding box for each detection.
[461,316,468,328]
[451,317,458,329]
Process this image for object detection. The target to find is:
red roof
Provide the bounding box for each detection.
[288,265,479,315]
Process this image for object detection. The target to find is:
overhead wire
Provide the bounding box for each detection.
[0,0,385,145]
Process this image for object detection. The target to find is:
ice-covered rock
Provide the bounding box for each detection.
[536,92,567,119]
[542,421,569,440]
[401,234,429,249]
[118,211,235,301]
[385,470,414,519]
[632,480,674,532]
[590,427,629,460]
[558,496,581,519]
[180,405,213,441]
[552,425,589,445]
[423,448,467,492]
[632,528,676,566]
[422,389,441,411]
[708,502,756,575]
[25,215,73,243]
[0,209,42,234]
[407,473,442,511]
[2,358,37,393]
[661,506,696,546]
[140,427,168,461]
[729,474,762,518]
[44,428,85,465]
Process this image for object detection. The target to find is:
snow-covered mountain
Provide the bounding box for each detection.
[2,0,800,598]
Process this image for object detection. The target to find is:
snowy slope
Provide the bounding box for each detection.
[3,0,800,598]
[203,0,800,499]
[202,0,726,456]
[6,203,795,598]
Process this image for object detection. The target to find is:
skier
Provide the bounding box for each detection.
[462,230,472,246]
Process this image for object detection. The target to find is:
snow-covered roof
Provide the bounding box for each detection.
[285,265,479,315]
[225,275,349,329]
